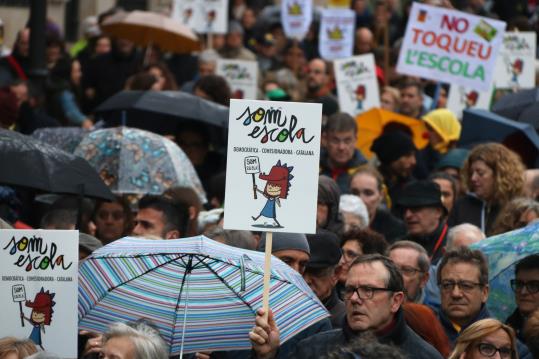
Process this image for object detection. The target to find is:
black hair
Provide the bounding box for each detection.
[515,254,539,276]
[138,195,189,236]
[350,254,404,292]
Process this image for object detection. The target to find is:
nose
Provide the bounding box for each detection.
[451,285,464,298]
[132,224,142,236]
[404,208,414,220]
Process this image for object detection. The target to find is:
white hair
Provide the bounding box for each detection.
[102,320,168,359]
[446,223,485,250]
[339,194,369,228]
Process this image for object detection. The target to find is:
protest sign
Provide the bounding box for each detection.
[397,3,506,92]
[447,84,493,119]
[334,54,380,116]
[224,100,322,234]
[319,9,355,60]
[171,0,228,34]
[494,32,536,89]
[0,230,78,358]
[281,0,313,40]
[216,59,259,100]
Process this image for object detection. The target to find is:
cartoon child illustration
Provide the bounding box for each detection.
[355,85,366,114]
[251,160,294,228]
[510,58,523,87]
[464,90,479,109]
[183,8,193,24]
[20,287,56,350]
[206,10,216,31]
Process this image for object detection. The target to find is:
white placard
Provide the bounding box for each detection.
[216,59,259,100]
[334,54,380,116]
[397,2,506,91]
[171,0,228,34]
[447,84,493,119]
[224,100,322,234]
[0,230,78,358]
[281,0,313,40]
[319,9,355,60]
[494,32,536,89]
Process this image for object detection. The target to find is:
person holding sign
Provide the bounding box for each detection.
[249,254,443,358]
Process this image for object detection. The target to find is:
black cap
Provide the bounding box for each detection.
[371,131,416,165]
[395,180,447,214]
[306,230,341,269]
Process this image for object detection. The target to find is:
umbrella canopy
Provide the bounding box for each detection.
[0,129,114,200]
[355,108,428,159]
[32,127,91,153]
[101,10,200,54]
[95,90,229,136]
[458,109,539,168]
[469,222,539,321]
[74,127,206,203]
[79,236,329,355]
[491,88,539,129]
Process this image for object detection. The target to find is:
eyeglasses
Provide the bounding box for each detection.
[398,265,424,277]
[343,285,394,300]
[97,210,124,221]
[439,280,483,292]
[476,343,513,358]
[510,279,539,294]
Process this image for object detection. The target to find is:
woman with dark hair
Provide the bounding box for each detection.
[193,74,231,107]
[145,62,178,91]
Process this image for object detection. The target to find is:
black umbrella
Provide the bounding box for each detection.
[94,90,229,135]
[0,129,114,201]
[491,88,539,129]
[458,109,539,168]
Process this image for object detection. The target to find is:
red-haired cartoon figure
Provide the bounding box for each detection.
[251,160,294,228]
[21,287,56,350]
[511,58,523,87]
[355,85,366,115]
[464,91,479,109]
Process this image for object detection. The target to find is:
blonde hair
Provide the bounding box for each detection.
[448,319,517,359]
[462,143,525,206]
[0,337,37,359]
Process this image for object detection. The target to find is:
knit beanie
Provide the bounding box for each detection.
[371,131,416,165]
[257,232,310,256]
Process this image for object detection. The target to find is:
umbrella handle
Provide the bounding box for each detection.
[262,232,273,321]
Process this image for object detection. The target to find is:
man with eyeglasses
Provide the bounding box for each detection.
[319,112,367,194]
[387,240,430,303]
[436,247,531,357]
[506,254,539,342]
[249,254,442,358]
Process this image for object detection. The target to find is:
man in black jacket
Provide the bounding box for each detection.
[250,254,442,359]
[394,180,448,263]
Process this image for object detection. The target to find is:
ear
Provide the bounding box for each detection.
[188,205,197,221]
[481,284,489,304]
[390,291,405,313]
[420,271,430,288]
[165,230,180,240]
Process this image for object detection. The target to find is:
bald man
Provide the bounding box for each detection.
[354,27,374,55]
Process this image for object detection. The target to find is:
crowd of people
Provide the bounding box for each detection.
[1,0,539,358]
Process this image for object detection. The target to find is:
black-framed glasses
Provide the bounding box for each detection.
[439,280,484,292]
[343,285,395,300]
[510,279,539,294]
[398,265,424,276]
[476,343,513,358]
